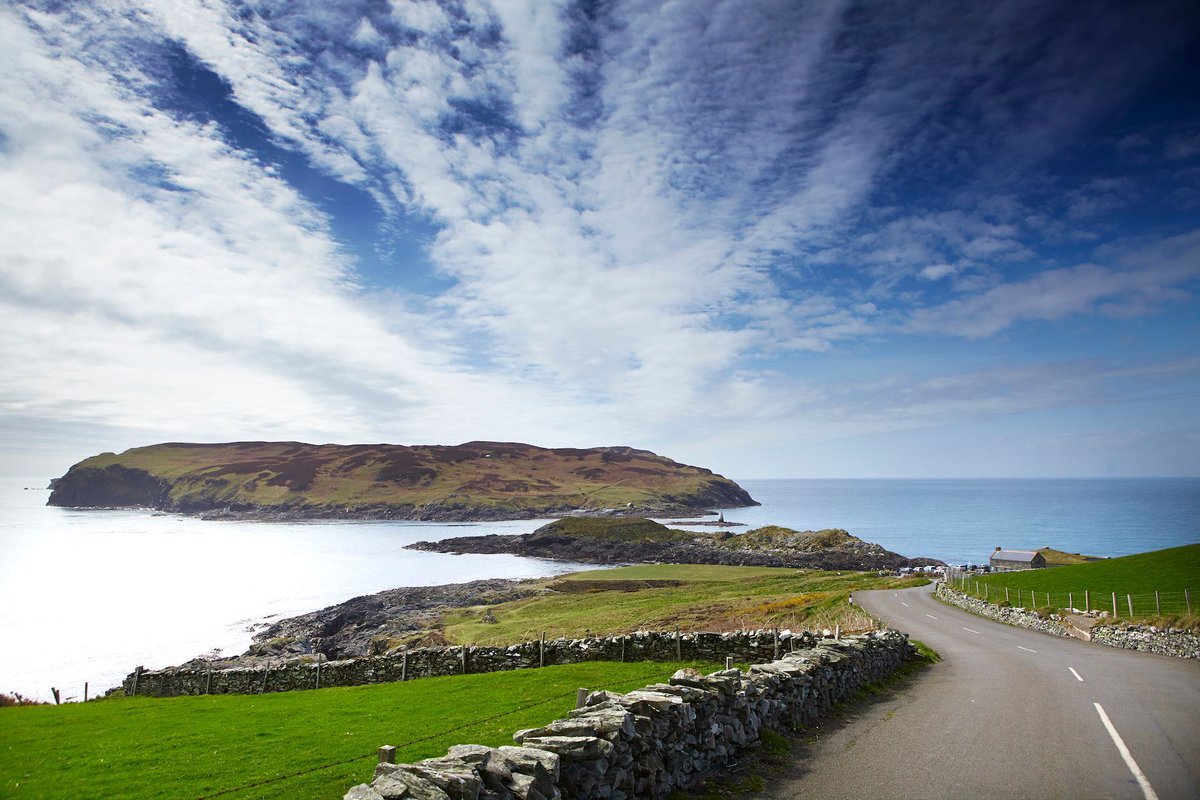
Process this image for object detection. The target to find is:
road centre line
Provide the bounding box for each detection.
[1069,667,1084,682]
[1094,702,1159,800]
[962,627,981,634]
[1017,645,1037,653]
[925,613,938,619]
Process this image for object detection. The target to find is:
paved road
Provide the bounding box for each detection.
[757,583,1200,800]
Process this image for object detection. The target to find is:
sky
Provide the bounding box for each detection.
[1,0,1199,480]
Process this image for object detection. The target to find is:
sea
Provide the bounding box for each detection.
[1,476,1196,701]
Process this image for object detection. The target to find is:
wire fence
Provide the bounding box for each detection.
[193,664,677,800]
[947,573,1195,619]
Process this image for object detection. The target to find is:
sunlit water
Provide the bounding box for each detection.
[2,476,1196,701]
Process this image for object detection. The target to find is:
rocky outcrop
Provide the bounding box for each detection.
[410,518,936,572]
[48,441,756,521]
[343,631,916,800]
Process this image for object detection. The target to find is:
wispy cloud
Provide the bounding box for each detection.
[2,0,1198,476]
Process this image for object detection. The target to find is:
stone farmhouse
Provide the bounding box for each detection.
[989,548,1047,571]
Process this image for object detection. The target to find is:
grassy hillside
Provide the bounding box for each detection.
[48,441,755,519]
[0,662,714,800]
[956,543,1199,618]
[440,565,926,645]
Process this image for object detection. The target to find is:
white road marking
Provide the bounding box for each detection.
[1069,667,1084,682]
[1094,702,1159,800]
[901,602,910,607]
[925,614,938,620]
[962,627,981,634]
[1017,645,1037,653]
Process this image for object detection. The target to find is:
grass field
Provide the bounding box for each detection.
[0,661,717,800]
[442,565,926,645]
[954,543,1199,619]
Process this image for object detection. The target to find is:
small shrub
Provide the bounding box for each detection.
[759,728,790,757]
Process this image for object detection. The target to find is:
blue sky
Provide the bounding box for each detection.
[1,0,1198,479]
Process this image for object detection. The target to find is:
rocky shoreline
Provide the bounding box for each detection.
[408,519,942,572]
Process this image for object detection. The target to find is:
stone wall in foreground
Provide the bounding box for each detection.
[344,630,915,800]
[120,629,828,697]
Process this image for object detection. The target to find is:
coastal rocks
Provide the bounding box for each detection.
[342,631,916,800]
[119,629,832,698]
[410,519,934,572]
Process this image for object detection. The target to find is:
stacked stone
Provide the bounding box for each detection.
[1090,624,1200,658]
[119,629,823,697]
[342,631,914,800]
[935,583,1072,638]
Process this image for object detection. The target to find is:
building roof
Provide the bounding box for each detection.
[990,549,1042,563]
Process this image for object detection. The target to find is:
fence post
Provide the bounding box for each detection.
[1017,588,1022,607]
[1085,590,1090,612]
[772,628,779,659]
[1155,591,1160,616]
[1127,594,1134,618]
[261,664,269,694]
[378,746,396,765]
[1112,592,1118,618]
[620,635,626,663]
[834,624,841,641]
[725,656,734,671]
[1069,592,1073,612]
[131,666,142,697]
[677,629,683,661]
[576,687,588,709]
[84,682,88,703]
[1006,587,1010,603]
[1187,589,1192,616]
[540,632,546,667]
[461,645,468,675]
[984,583,988,601]
[402,647,408,682]
[206,662,212,694]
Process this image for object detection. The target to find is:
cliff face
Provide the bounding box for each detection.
[47,441,757,521]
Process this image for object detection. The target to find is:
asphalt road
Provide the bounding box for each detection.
[755,583,1200,800]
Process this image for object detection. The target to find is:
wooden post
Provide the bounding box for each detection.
[314,657,321,690]
[261,665,269,694]
[83,682,88,703]
[1112,592,1118,618]
[1187,589,1192,615]
[131,666,141,697]
[206,662,212,695]
[461,645,468,675]
[984,584,988,601]
[1069,592,1073,612]
[51,687,60,705]
[834,624,840,641]
[1127,594,1134,618]
[1085,590,1090,612]
[1006,587,1010,603]
[676,629,682,661]
[725,656,734,670]
[620,635,626,663]
[1017,588,1022,607]
[1155,591,1161,616]
[575,688,588,709]
[402,647,408,682]
[539,632,545,668]
[773,628,779,659]
[378,746,396,765]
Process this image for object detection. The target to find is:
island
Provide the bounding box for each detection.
[46,441,757,521]
[409,516,940,571]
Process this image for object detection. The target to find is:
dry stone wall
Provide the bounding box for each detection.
[936,583,1200,658]
[935,583,1071,637]
[119,629,827,697]
[344,630,915,800]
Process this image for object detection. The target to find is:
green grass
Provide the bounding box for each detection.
[0,661,716,800]
[956,543,1199,619]
[443,565,925,644]
[1034,547,1102,566]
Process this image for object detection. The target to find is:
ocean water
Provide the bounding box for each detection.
[699,478,1200,566]
[1,477,1196,701]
